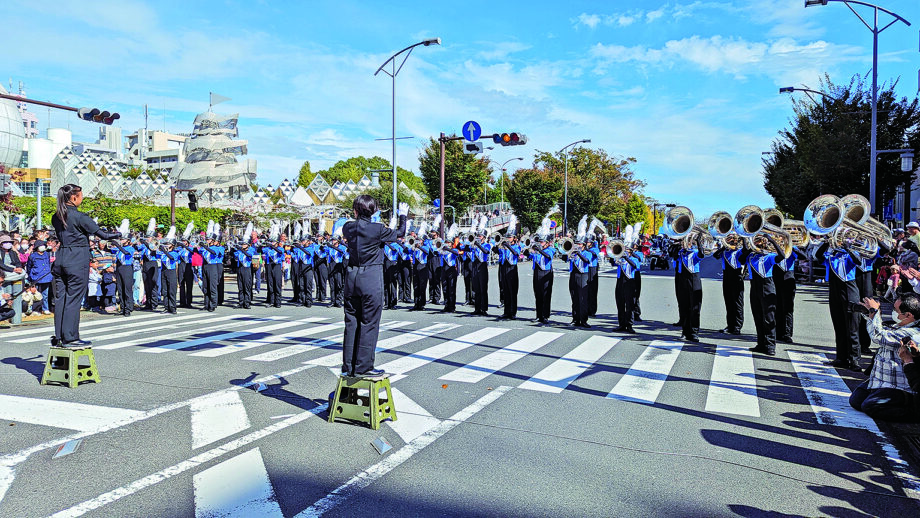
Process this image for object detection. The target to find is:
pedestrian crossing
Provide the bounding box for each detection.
[2,308,860,420]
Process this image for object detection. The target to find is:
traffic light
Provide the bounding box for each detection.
[491,132,527,146]
[0,173,11,196]
[76,107,120,125]
[188,191,198,211]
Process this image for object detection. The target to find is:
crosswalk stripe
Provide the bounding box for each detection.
[386,388,441,443]
[704,342,760,417]
[243,320,413,362]
[2,310,178,339]
[92,314,248,350]
[139,317,293,354]
[607,340,683,404]
[787,350,875,429]
[187,317,330,358]
[190,391,251,450]
[519,336,620,393]
[0,395,144,433]
[438,331,563,383]
[193,447,283,518]
[305,323,461,368]
[12,313,209,344]
[382,327,510,383]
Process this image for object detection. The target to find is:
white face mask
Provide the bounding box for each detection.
[38,246,47,252]
[1,243,11,250]
[892,310,901,323]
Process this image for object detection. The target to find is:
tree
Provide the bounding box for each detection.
[337,181,424,215]
[419,136,490,215]
[764,74,920,217]
[302,156,427,195]
[506,167,563,232]
[297,161,314,188]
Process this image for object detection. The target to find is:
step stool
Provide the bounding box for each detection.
[328,373,397,430]
[41,347,101,388]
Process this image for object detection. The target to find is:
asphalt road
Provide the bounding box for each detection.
[1,258,918,517]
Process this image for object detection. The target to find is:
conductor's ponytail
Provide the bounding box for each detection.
[55,184,82,228]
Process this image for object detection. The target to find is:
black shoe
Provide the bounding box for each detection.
[672,322,683,327]
[685,336,700,343]
[749,346,767,353]
[50,336,59,346]
[778,337,793,343]
[623,327,636,334]
[579,323,592,329]
[538,318,549,324]
[633,316,643,322]
[356,368,386,377]
[408,307,419,312]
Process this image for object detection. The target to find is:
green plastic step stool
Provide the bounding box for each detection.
[41,346,101,388]
[328,373,397,430]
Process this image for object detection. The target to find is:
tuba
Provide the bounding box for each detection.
[557,237,575,255]
[682,224,717,255]
[707,211,734,238]
[734,205,765,237]
[749,224,794,257]
[720,233,744,250]
[763,208,784,228]
[781,220,811,248]
[803,194,845,237]
[433,238,444,251]
[406,236,417,248]
[490,233,504,247]
[662,206,694,239]
[463,232,476,245]
[829,219,879,259]
[840,194,895,249]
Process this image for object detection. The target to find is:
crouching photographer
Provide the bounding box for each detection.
[849,293,920,422]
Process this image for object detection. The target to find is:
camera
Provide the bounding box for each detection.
[847,300,876,315]
[901,337,920,358]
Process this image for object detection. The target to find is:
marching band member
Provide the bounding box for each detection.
[429,228,443,305]
[587,235,601,318]
[398,235,414,303]
[314,232,330,302]
[296,234,316,308]
[817,239,862,370]
[746,236,787,356]
[530,233,555,325]
[156,230,180,314]
[290,227,304,305]
[615,247,644,333]
[384,239,400,309]
[340,196,408,377]
[774,246,799,344]
[112,234,137,317]
[498,234,521,320]
[177,223,195,309]
[261,228,285,308]
[138,220,161,311]
[676,233,706,342]
[470,225,492,316]
[198,225,225,312]
[713,241,746,335]
[440,238,461,313]
[410,231,431,311]
[328,234,348,307]
[568,238,592,328]
[233,237,255,309]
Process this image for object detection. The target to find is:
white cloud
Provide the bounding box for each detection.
[575,13,601,29]
[646,7,666,23]
[477,42,532,61]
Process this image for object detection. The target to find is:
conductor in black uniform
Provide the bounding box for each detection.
[341,195,408,376]
[50,184,121,346]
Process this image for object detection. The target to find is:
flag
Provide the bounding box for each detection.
[210,92,231,106]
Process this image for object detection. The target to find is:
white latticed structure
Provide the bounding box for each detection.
[172,111,257,195]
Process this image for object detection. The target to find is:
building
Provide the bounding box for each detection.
[0,84,25,169]
[125,129,187,176]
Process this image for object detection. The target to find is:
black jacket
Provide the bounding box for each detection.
[342,215,407,267]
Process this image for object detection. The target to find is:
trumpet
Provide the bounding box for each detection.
[490,233,504,247]
[557,237,575,255]
[521,233,533,249]
[662,206,694,239]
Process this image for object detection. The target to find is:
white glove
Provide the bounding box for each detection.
[398,202,409,217]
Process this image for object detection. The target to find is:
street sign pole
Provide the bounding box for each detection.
[440,132,446,236]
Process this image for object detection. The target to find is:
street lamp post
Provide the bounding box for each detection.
[375,38,441,213]
[559,139,591,235]
[805,0,911,215]
[487,157,524,207]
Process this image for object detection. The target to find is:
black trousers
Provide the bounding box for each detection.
[855,269,873,351]
[237,265,253,308]
[775,272,797,341]
[533,268,553,320]
[202,263,221,310]
[178,262,194,308]
[384,261,399,308]
[342,264,384,376]
[633,270,642,319]
[413,264,429,310]
[116,264,134,315]
[828,274,860,364]
[674,269,683,326]
[677,270,702,339]
[265,263,283,306]
[588,266,599,316]
[462,261,473,305]
[161,268,178,313]
[500,264,519,318]
[52,255,89,343]
[142,261,160,308]
[498,264,505,305]
[750,274,777,353]
[314,261,328,301]
[569,270,589,324]
[723,265,745,332]
[429,263,442,303]
[473,261,489,314]
[217,264,225,305]
[291,261,302,302]
[442,265,458,312]
[615,275,636,329]
[300,265,314,307]
[330,263,345,306]
[399,261,413,302]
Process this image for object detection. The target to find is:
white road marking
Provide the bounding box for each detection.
[519,336,620,393]
[48,405,327,518]
[2,311,178,339]
[92,315,245,350]
[0,395,144,433]
[140,317,293,353]
[385,388,440,443]
[381,327,510,383]
[296,386,511,517]
[193,447,283,518]
[305,323,461,368]
[10,313,206,344]
[607,340,683,404]
[704,342,760,417]
[190,391,251,450]
[439,331,563,383]
[188,317,330,357]
[788,350,920,498]
[245,320,413,362]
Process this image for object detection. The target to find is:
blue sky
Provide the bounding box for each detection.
[3,0,919,215]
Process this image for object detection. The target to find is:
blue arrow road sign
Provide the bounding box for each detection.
[462,121,482,141]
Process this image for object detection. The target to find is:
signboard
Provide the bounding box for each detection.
[461,121,482,142]
[463,141,484,155]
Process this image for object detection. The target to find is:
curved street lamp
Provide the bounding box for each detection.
[375,38,441,212]
[559,139,591,235]
[487,157,524,206]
